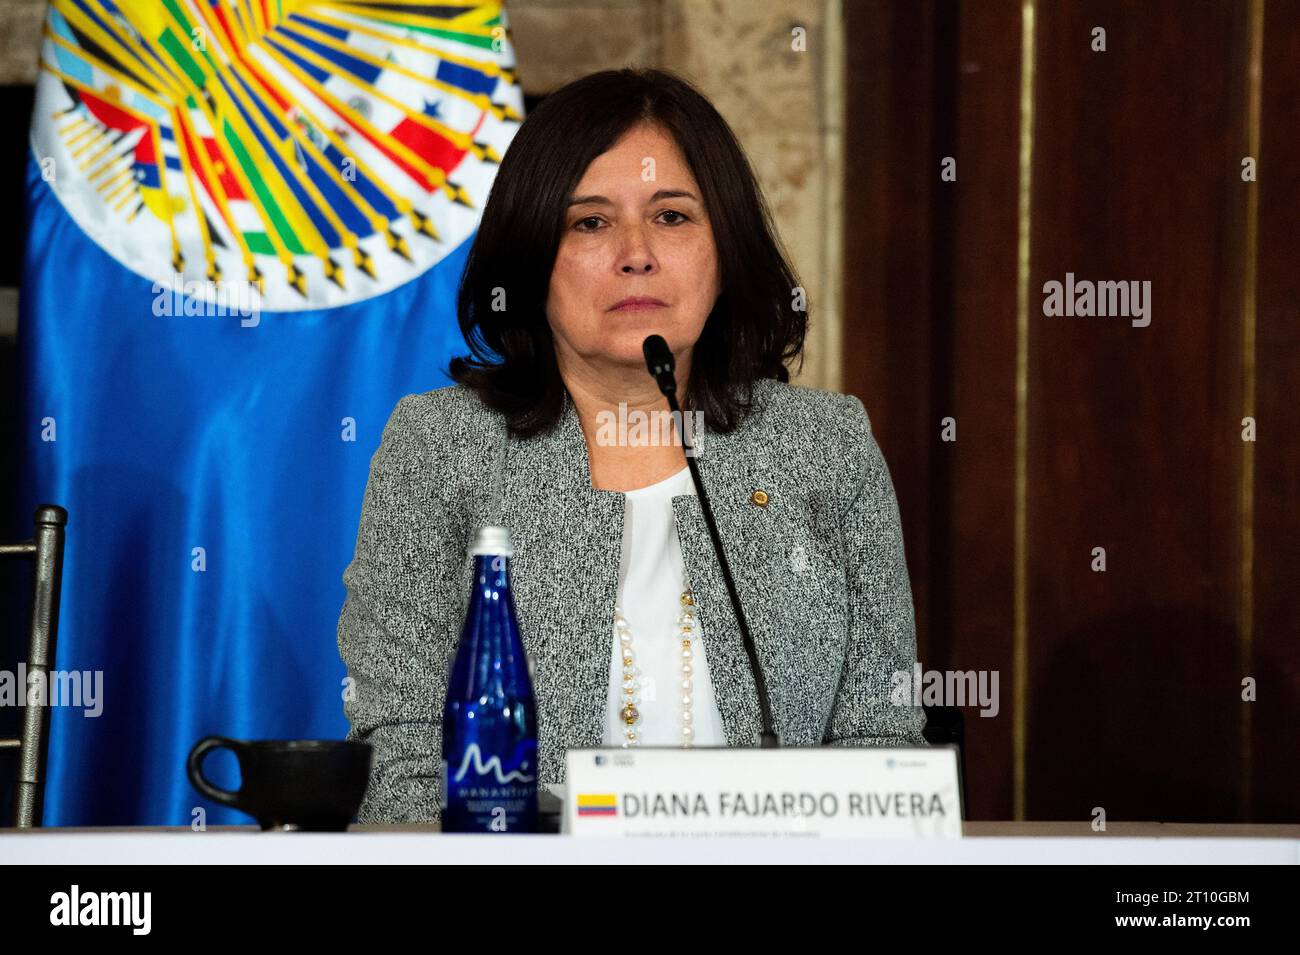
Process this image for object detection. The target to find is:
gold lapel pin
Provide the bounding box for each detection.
[749,489,769,508]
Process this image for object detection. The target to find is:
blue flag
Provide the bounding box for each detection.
[17,0,522,825]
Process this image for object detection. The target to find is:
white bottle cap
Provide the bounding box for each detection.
[468,525,513,558]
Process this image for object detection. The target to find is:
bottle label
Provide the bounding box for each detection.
[442,739,538,833]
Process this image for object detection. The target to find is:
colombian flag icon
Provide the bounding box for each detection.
[577,794,618,817]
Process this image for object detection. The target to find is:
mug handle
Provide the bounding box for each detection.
[187,736,244,808]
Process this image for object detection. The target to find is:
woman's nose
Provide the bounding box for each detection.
[616,226,657,274]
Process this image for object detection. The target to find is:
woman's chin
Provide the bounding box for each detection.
[607,308,672,329]
[603,326,676,359]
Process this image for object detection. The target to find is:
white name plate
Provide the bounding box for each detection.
[563,745,962,838]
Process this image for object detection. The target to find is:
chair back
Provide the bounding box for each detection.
[1,504,68,828]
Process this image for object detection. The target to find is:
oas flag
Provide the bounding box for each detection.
[18,0,523,824]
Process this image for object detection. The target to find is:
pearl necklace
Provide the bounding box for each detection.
[614,582,697,748]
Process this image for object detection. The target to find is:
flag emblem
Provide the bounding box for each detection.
[32,0,522,310]
[576,794,619,817]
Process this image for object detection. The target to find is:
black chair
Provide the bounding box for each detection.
[922,704,968,815]
[0,505,68,828]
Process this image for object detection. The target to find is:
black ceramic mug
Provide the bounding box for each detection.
[187,737,372,831]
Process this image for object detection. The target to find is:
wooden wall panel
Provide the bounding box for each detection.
[1253,0,1300,821]
[942,1,1022,821]
[843,0,938,665]
[1026,0,1245,823]
[845,0,1023,820]
[844,0,1299,822]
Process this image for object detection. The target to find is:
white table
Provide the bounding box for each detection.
[4,822,1297,864]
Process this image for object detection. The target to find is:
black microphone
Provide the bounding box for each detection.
[642,335,780,748]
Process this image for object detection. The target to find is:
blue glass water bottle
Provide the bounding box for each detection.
[441,525,539,833]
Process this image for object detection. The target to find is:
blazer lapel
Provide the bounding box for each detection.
[494,393,623,775]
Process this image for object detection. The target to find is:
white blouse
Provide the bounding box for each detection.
[602,465,728,748]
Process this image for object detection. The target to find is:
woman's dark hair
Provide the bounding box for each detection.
[448,68,807,438]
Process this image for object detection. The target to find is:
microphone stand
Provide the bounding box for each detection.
[643,337,780,748]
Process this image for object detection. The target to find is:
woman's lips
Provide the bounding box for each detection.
[611,301,668,311]
[610,296,668,311]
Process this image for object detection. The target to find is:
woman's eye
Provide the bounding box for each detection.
[572,210,689,232]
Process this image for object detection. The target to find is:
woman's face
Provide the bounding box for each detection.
[547,121,721,378]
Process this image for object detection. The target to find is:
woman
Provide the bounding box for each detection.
[337,68,926,824]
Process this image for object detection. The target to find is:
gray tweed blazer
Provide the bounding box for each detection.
[337,377,928,824]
